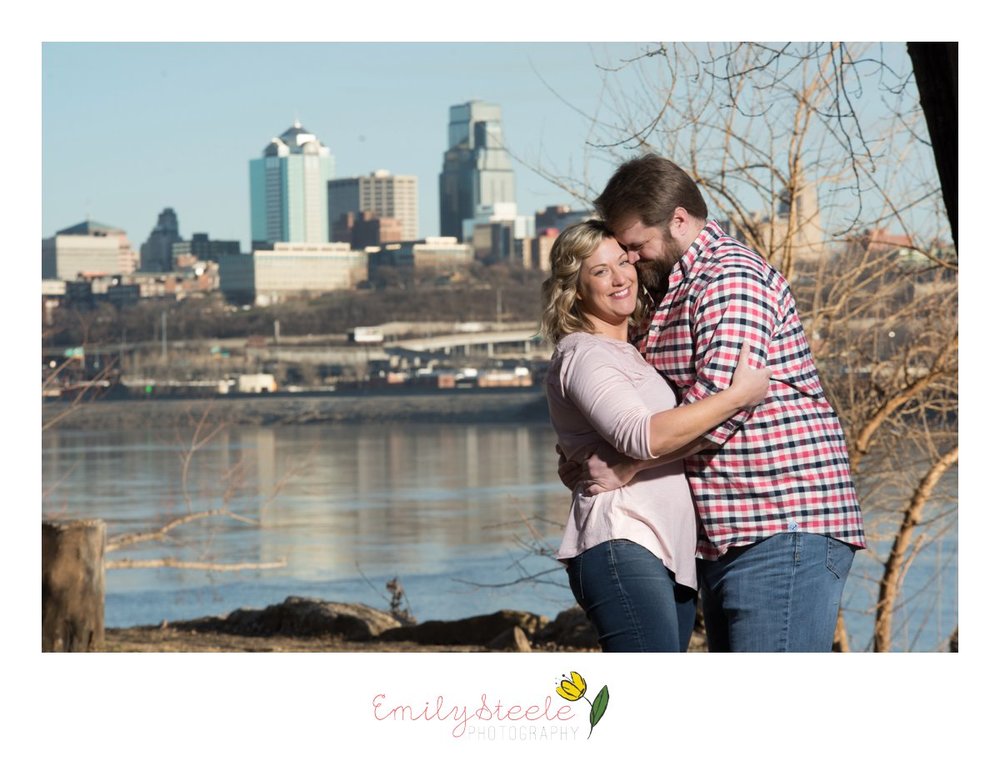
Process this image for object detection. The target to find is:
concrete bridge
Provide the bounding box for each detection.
[391,328,548,358]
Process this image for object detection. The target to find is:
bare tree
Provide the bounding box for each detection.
[534,42,957,651]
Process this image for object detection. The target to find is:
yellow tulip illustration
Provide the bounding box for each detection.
[555,671,609,738]
[556,671,587,701]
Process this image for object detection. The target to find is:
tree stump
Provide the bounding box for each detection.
[42,520,106,652]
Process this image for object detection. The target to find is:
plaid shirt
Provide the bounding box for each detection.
[635,221,866,560]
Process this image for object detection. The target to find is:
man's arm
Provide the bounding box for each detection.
[682,263,780,446]
[575,436,715,496]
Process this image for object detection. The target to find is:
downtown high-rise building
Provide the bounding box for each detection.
[249,121,334,247]
[439,101,515,240]
[140,207,182,272]
[329,170,419,241]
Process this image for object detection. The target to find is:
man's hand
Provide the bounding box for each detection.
[557,442,641,495]
[579,443,639,496]
[556,445,583,491]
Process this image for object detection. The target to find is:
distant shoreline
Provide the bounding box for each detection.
[42,387,551,430]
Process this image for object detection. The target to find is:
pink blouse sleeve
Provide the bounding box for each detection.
[559,342,654,461]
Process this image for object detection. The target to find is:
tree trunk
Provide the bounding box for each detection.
[907,41,958,250]
[42,520,106,652]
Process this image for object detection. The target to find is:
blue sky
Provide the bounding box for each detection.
[43,41,652,249]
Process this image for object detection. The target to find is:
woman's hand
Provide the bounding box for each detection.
[728,342,772,409]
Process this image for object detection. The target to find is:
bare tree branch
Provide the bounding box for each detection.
[105,508,257,553]
[874,445,958,652]
[106,558,286,571]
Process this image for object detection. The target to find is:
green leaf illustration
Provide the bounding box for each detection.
[588,685,609,738]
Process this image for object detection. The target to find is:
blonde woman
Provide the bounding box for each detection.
[542,220,770,652]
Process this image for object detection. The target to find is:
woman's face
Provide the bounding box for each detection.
[575,237,638,331]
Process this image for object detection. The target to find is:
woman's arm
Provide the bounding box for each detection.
[562,342,770,494]
[646,342,769,457]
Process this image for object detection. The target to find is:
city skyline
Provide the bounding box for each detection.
[43,42,653,251]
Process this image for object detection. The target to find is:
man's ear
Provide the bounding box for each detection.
[671,206,692,237]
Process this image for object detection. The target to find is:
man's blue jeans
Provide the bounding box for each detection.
[698,531,856,652]
[565,539,697,652]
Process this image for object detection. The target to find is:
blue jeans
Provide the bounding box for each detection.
[698,531,856,652]
[565,539,697,652]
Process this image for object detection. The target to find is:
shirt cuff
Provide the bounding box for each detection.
[683,380,750,447]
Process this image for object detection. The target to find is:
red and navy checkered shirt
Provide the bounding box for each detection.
[634,221,866,560]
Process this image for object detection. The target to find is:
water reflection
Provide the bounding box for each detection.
[43,422,572,621]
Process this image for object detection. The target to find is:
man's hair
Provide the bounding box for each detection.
[539,219,645,344]
[594,153,708,231]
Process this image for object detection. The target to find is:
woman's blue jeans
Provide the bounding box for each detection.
[565,539,697,652]
[698,531,856,652]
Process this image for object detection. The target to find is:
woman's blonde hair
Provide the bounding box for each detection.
[540,219,646,344]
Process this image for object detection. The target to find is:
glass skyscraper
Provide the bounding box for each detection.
[438,101,516,240]
[249,122,334,247]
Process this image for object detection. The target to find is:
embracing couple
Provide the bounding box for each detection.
[542,154,866,653]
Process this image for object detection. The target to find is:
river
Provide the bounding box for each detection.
[41,420,957,652]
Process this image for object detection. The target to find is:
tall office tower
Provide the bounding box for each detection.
[438,101,516,240]
[140,207,182,272]
[249,121,334,247]
[329,170,419,241]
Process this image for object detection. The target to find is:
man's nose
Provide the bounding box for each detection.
[626,250,640,265]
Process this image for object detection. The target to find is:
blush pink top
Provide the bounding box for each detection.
[545,331,697,590]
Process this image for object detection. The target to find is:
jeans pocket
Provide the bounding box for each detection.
[825,537,855,579]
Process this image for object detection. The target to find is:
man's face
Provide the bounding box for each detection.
[613,217,687,290]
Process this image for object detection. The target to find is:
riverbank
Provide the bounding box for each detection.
[98,596,708,653]
[98,596,611,653]
[42,387,550,430]
[102,627,495,652]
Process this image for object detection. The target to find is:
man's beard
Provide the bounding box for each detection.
[636,256,674,291]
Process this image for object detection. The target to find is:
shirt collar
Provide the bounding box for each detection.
[676,219,724,278]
